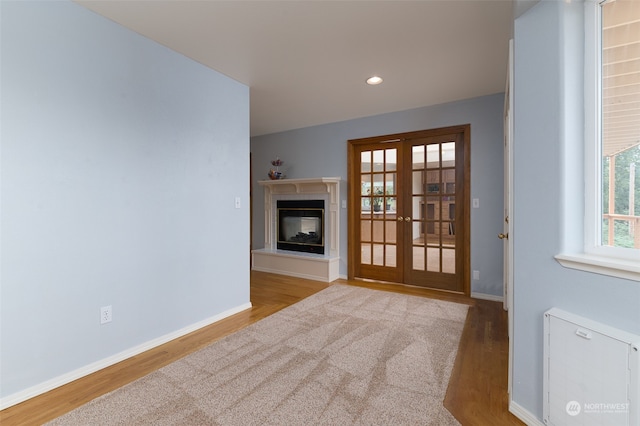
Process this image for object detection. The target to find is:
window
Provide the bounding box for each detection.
[590,0,639,255]
[557,0,639,280]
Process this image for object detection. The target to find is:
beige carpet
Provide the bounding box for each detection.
[48,284,468,425]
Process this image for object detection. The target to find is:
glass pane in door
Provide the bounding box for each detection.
[361,243,371,264]
[411,141,456,274]
[426,144,439,169]
[386,148,397,171]
[361,151,371,172]
[372,221,384,243]
[359,147,398,268]
[386,244,396,267]
[372,244,384,266]
[442,248,456,274]
[373,150,384,172]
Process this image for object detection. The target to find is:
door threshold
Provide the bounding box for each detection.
[346,277,473,305]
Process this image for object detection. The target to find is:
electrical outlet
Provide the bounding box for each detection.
[235,197,241,209]
[473,270,480,280]
[100,305,112,324]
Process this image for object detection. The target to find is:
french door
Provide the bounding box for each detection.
[348,126,470,294]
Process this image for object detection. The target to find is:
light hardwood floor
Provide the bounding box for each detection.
[0,271,524,425]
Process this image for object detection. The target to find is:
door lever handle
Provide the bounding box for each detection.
[498,233,509,240]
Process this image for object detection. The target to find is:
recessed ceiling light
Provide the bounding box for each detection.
[366,76,383,85]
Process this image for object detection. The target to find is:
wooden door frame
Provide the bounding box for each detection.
[347,125,471,296]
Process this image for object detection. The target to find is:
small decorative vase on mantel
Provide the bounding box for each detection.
[268,157,285,180]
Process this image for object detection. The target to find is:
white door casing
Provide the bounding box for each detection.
[504,38,515,397]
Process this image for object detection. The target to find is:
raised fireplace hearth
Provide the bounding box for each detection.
[251,177,340,282]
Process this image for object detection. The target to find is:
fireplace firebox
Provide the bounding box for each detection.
[277,200,324,254]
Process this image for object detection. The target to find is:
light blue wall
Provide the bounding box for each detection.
[0,1,250,400]
[251,94,505,297]
[513,0,640,420]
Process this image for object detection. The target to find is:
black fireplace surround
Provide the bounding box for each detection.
[277,200,324,254]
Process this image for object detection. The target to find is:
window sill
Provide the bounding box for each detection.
[555,253,640,282]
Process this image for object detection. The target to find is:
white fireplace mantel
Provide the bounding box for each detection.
[251,177,340,282]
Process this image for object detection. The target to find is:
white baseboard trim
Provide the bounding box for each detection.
[471,291,504,302]
[0,301,252,410]
[509,400,545,426]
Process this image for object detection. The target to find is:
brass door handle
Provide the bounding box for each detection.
[397,216,404,222]
[405,217,411,222]
[498,233,509,240]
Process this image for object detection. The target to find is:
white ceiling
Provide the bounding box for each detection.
[77,1,514,137]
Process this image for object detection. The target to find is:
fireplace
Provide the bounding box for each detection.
[252,177,339,282]
[277,200,324,254]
